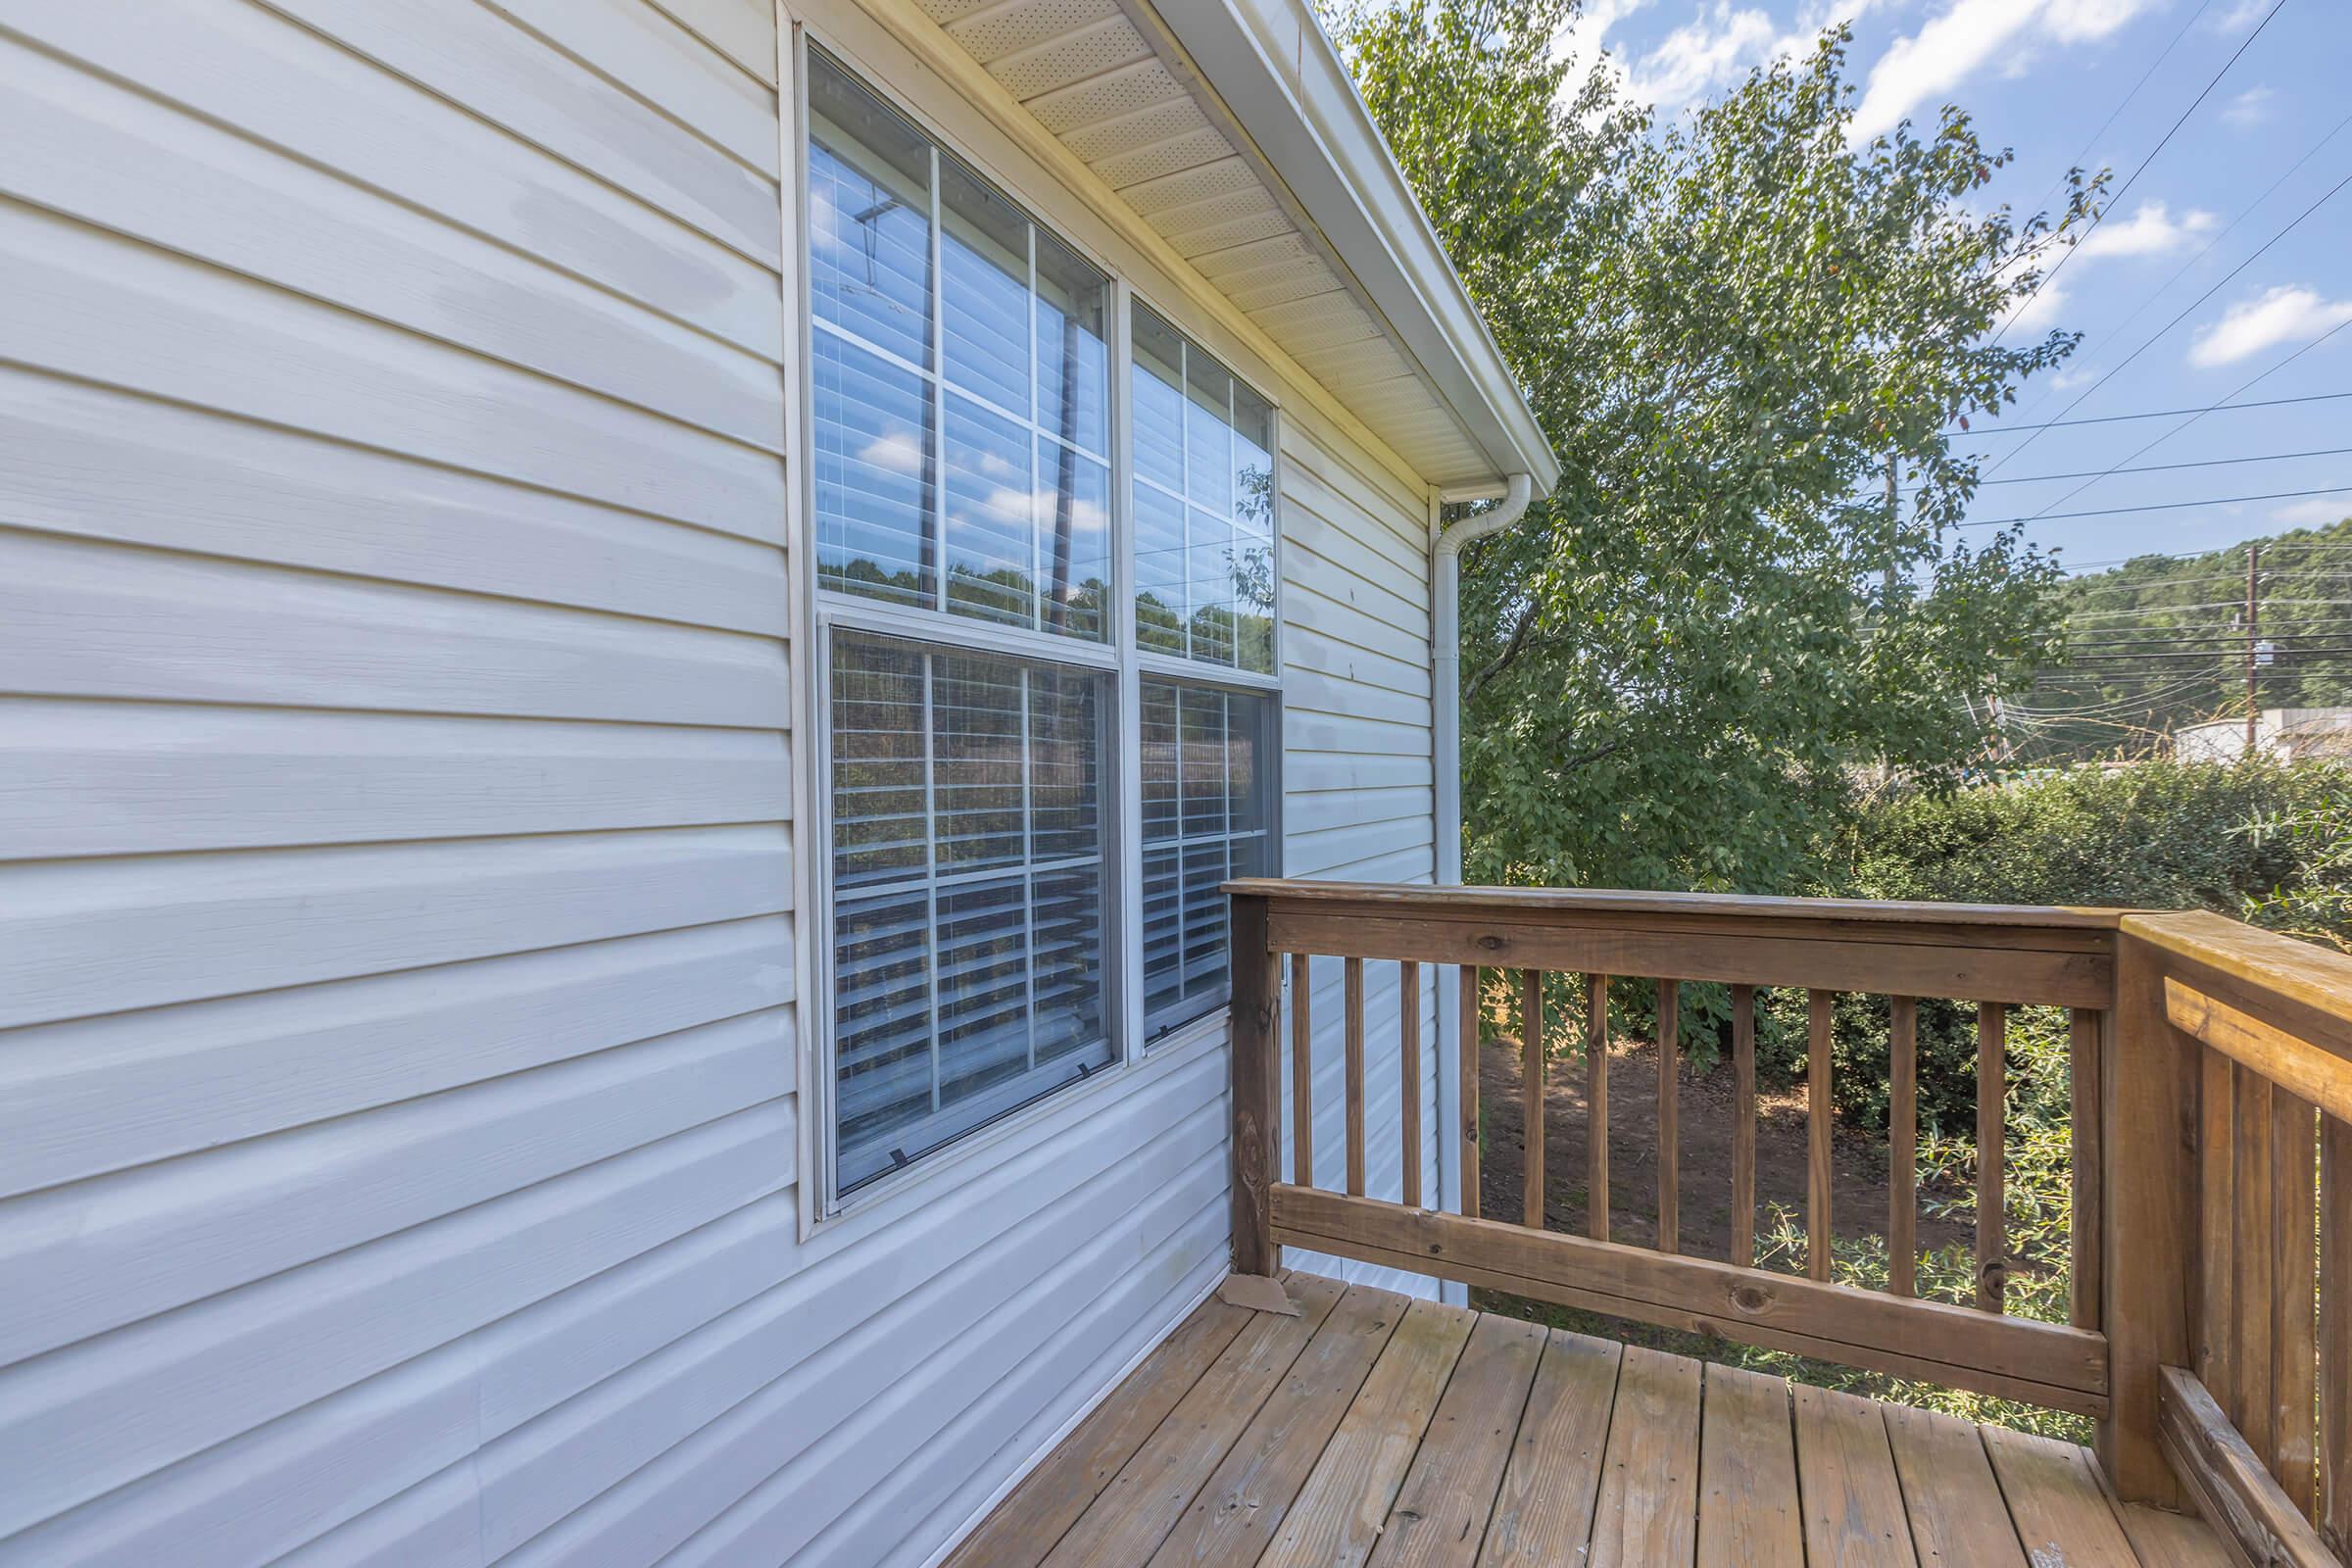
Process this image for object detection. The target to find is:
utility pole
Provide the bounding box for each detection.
[2244,542,2261,758]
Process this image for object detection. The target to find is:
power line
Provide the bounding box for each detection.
[1948,445,2352,488]
[1964,482,2352,527]
[1988,0,2290,345]
[1961,389,2352,435]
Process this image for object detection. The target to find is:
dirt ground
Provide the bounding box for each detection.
[1473,1030,1971,1263]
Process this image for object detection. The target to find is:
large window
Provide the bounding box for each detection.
[808,47,1280,1202]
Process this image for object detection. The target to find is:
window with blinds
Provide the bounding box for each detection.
[807,45,1281,1205]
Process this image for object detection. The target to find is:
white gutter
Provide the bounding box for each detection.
[1430,473,1532,1290]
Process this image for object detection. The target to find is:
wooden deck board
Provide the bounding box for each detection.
[952,1271,2230,1568]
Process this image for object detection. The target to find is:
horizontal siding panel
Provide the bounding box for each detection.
[644,0,775,82]
[479,0,779,174]
[1286,622,1435,701]
[1284,576,1431,667]
[0,45,783,450]
[1280,426,1428,561]
[0,1008,793,1365]
[0,916,795,1199]
[258,0,781,263]
[0,207,786,535]
[0,373,790,636]
[1285,706,1429,758]
[1283,535,1431,638]
[1284,665,1431,729]
[1285,751,1432,791]
[0,531,788,727]
[0,1103,794,1545]
[0,703,791,860]
[1285,782,1433,836]
[0,824,792,1030]
[1,0,781,351]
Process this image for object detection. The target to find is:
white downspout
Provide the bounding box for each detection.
[1430,473,1532,1302]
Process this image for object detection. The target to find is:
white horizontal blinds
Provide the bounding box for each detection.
[1129,304,1278,674]
[1141,680,1272,1036]
[809,49,1110,643]
[830,631,1113,1192]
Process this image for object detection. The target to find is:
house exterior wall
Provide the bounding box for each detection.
[0,2,1444,1565]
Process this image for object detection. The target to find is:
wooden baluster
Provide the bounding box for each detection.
[1229,893,1280,1277]
[1657,978,1679,1255]
[1586,973,1609,1243]
[1460,965,1481,1219]
[1978,1002,2006,1312]
[1522,970,1544,1228]
[1345,956,1366,1199]
[1732,983,1758,1269]
[1291,954,1314,1188]
[1807,989,1833,1283]
[2200,1049,2238,1412]
[2322,1113,2350,1556]
[2069,1007,2103,1332]
[1889,996,1917,1299]
[2274,1091,2318,1516]
[2236,1066,2276,1463]
[1400,961,1422,1208]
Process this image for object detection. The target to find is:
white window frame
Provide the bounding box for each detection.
[790,25,1285,1222]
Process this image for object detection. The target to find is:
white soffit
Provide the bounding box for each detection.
[911,0,1558,495]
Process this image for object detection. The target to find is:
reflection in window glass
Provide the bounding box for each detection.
[829,631,1113,1191]
[1140,680,1272,1035]
[1130,303,1278,674]
[808,49,1108,644]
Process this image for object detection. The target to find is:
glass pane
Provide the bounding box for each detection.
[1133,482,1188,656]
[830,635,927,888]
[1032,864,1105,1065]
[1039,440,1109,643]
[940,156,1030,413]
[1180,686,1227,839]
[1035,229,1109,459]
[930,651,1026,871]
[1131,306,1186,496]
[1235,524,1276,674]
[1233,382,1275,532]
[808,57,931,369]
[936,875,1030,1107]
[942,393,1035,626]
[1142,846,1183,1021]
[1184,350,1233,515]
[1181,840,1229,1002]
[1140,678,1180,845]
[1029,664,1102,860]
[834,889,932,1185]
[1140,682,1271,1034]
[813,334,933,606]
[1188,504,1235,667]
[1227,690,1269,836]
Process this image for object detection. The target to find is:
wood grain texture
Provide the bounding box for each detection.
[1233,896,1282,1278]
[2158,1366,2339,1568]
[1734,984,1759,1270]
[1400,961,1422,1209]
[1295,953,1317,1187]
[1478,1330,1621,1567]
[1808,989,1834,1284]
[1042,1275,1346,1567]
[1365,1313,1544,1568]
[1588,972,1611,1243]
[1259,1298,1475,1568]
[1696,1362,1800,1568]
[2168,978,2352,1130]
[1587,1346,1701,1568]
[951,1299,1256,1567]
[1657,977,1679,1256]
[2324,1114,2351,1558]
[2236,1069,2278,1461]
[1147,1287,1403,1567]
[1461,965,1482,1219]
[1891,996,1919,1299]
[2115,1500,2237,1568]
[1984,1426,2142,1568]
[1522,969,1544,1229]
[1794,1385,1915,1568]
[2202,1049,2240,1410]
[1979,1002,2008,1312]
[1883,1404,2027,1568]
[2272,1092,2318,1517]
[1348,956,1368,1199]
[2073,1006,2106,1330]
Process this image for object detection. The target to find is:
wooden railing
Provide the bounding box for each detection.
[1225,881,2352,1564]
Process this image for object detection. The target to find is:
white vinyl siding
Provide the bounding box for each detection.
[0,2,1448,1564]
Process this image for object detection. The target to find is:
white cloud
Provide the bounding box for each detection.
[2274,498,2352,527]
[2075,201,2218,261]
[2188,285,2352,368]
[860,429,923,475]
[1850,0,2156,142]
[2209,0,2274,29]
[2222,85,2275,128]
[1622,2,1780,113]
[2007,279,2072,332]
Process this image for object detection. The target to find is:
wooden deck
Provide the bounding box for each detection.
[950,1272,2231,1567]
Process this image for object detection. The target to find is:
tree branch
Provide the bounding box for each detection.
[1465,602,1541,700]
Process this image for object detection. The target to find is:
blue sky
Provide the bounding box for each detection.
[1554,0,2352,574]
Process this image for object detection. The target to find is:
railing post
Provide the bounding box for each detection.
[2101,927,2199,1505]
[1230,890,1282,1278]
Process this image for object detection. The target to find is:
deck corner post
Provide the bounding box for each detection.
[2100,927,2197,1506]
[1230,890,1282,1278]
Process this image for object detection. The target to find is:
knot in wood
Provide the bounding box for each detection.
[1730,1282,1772,1315]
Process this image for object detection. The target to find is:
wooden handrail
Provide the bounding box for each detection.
[1227,881,2352,1563]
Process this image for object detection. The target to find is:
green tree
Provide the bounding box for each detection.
[1331,0,2089,894]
